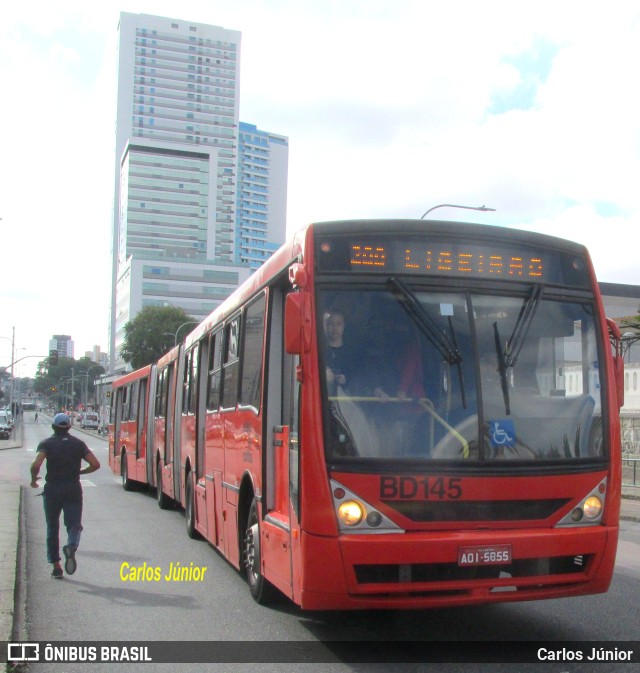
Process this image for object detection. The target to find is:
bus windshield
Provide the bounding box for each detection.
[319,285,604,463]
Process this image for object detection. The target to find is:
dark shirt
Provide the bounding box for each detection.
[37,432,90,484]
[326,345,352,379]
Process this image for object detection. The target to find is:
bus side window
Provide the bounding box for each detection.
[122,386,129,421]
[190,347,199,414]
[183,350,193,414]
[130,381,139,422]
[240,294,266,411]
[207,330,223,410]
[222,318,240,409]
[155,369,165,419]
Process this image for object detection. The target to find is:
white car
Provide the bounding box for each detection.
[0,411,12,439]
[81,413,100,430]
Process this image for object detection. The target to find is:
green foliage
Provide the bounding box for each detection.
[120,305,195,369]
[33,356,105,405]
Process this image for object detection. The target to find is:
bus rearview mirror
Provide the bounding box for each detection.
[285,292,312,354]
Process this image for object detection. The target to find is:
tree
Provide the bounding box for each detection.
[121,305,195,369]
[33,357,105,407]
[619,317,640,361]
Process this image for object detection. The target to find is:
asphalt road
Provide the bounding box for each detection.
[5,414,640,672]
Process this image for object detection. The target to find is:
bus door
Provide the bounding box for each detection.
[262,287,298,596]
[134,378,148,482]
[145,368,157,485]
[172,354,184,502]
[205,328,224,547]
[161,362,177,500]
[221,313,242,567]
[192,341,207,536]
[111,387,123,468]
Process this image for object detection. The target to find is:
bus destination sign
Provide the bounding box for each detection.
[351,244,543,279]
[317,235,589,287]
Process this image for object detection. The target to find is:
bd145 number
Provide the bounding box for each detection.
[380,476,462,500]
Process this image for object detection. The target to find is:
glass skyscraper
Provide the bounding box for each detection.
[236,123,288,270]
[110,13,287,372]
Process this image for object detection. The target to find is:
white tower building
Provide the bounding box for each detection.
[109,13,250,372]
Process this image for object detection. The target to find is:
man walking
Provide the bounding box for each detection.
[30,413,101,578]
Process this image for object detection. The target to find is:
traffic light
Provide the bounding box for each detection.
[49,349,58,366]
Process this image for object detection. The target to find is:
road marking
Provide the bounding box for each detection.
[80,479,97,487]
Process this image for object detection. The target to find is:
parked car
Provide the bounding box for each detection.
[81,413,100,430]
[0,411,12,439]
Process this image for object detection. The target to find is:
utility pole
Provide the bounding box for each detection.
[9,327,15,415]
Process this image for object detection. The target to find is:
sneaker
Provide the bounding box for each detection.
[51,567,63,579]
[63,545,77,575]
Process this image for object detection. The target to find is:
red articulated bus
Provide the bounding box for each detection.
[109,219,624,610]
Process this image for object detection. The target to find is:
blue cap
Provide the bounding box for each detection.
[52,413,71,428]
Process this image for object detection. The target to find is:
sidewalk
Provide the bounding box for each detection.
[620,492,640,521]
[0,480,20,644]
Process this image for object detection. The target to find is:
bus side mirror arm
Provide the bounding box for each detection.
[606,318,624,409]
[285,292,312,354]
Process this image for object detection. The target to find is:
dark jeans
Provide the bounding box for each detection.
[42,481,83,564]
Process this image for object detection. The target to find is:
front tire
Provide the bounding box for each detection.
[156,460,170,509]
[185,474,198,539]
[243,499,277,604]
[121,453,134,491]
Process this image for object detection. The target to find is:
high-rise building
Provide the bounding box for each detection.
[110,13,269,373]
[49,335,74,359]
[83,347,109,367]
[236,123,288,270]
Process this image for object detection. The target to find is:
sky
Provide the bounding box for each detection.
[1,0,639,377]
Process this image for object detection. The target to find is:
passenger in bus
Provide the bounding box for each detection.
[322,308,373,457]
[323,309,358,396]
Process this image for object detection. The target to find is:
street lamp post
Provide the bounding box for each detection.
[81,365,104,408]
[0,329,16,413]
[0,331,30,414]
[59,377,70,411]
[78,373,89,410]
[420,204,497,219]
[171,321,199,346]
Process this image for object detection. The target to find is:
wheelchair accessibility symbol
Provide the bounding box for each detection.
[488,419,516,449]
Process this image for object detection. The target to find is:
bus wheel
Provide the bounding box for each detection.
[185,474,199,539]
[243,499,277,604]
[156,461,170,510]
[121,453,134,491]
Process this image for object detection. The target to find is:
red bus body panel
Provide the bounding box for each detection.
[108,365,153,484]
[109,220,621,611]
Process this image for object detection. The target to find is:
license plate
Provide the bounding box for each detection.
[458,544,512,566]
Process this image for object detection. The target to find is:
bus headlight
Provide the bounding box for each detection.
[331,479,404,533]
[338,500,365,526]
[556,479,606,527]
[582,496,603,520]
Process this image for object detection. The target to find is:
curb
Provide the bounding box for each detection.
[0,481,21,644]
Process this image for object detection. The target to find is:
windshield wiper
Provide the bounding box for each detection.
[504,285,544,368]
[492,285,544,416]
[388,278,461,364]
[388,277,467,408]
[493,321,511,415]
